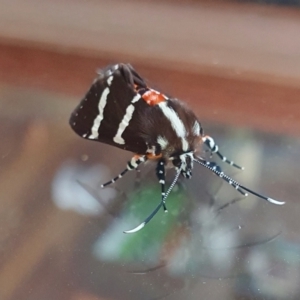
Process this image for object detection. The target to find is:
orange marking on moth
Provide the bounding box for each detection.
[142,90,166,106]
[133,154,142,160]
[146,153,162,160]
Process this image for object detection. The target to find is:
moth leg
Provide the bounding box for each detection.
[156,159,168,212]
[194,157,284,205]
[202,135,244,170]
[199,160,248,197]
[101,155,146,188]
[124,166,182,234]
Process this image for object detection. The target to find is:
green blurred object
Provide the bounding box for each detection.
[120,183,187,261]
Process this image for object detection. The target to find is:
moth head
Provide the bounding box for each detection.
[171,152,194,179]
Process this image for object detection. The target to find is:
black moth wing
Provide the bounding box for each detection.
[70,64,158,154]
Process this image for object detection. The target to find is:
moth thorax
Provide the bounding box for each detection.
[175,152,194,179]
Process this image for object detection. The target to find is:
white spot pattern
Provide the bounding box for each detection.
[107,76,113,86]
[113,94,141,144]
[158,102,188,151]
[192,121,201,136]
[181,139,189,152]
[88,76,114,139]
[157,135,168,150]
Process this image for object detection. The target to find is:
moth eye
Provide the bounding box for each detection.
[172,158,181,167]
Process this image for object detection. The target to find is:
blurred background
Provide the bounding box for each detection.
[0,0,300,299]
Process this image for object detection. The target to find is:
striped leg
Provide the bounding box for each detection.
[194,157,284,205]
[124,166,182,234]
[204,161,247,197]
[156,159,168,212]
[202,135,244,170]
[101,155,146,188]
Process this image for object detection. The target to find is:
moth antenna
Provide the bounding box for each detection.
[124,167,182,234]
[202,135,244,170]
[194,157,285,206]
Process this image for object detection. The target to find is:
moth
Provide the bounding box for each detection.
[69,63,284,233]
